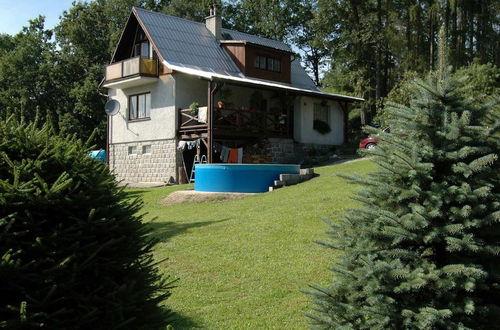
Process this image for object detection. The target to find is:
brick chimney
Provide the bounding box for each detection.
[205,4,222,40]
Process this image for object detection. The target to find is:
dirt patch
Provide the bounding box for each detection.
[162,189,255,205]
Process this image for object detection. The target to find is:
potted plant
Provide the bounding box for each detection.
[217,88,233,109]
[189,102,199,115]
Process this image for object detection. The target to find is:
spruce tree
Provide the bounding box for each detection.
[309,30,500,329]
[0,117,173,329]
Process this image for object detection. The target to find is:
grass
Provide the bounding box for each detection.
[129,159,376,329]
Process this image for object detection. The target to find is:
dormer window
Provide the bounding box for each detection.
[254,55,281,73]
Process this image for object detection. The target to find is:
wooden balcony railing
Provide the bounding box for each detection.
[178,108,208,133]
[105,56,158,81]
[214,107,290,137]
[178,106,291,138]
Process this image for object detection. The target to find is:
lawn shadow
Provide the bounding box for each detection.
[167,310,201,329]
[125,188,152,198]
[146,218,231,243]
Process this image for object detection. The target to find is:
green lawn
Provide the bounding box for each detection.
[129,159,376,329]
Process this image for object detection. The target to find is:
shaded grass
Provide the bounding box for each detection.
[130,160,376,329]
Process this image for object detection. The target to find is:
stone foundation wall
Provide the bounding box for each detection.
[109,139,181,184]
[298,143,333,154]
[268,138,296,164]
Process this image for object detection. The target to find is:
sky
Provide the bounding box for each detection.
[0,0,75,35]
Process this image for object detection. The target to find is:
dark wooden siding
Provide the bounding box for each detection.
[222,42,291,84]
[112,16,138,62]
[244,44,291,84]
[222,44,246,72]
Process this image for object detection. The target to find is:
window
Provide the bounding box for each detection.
[128,146,137,155]
[313,102,331,134]
[142,145,152,154]
[129,93,151,120]
[133,28,152,58]
[313,102,330,124]
[254,55,281,72]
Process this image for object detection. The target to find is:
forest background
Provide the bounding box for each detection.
[0,0,498,146]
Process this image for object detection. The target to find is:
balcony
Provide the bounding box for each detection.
[102,56,159,89]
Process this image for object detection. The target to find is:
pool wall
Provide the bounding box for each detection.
[194,164,300,193]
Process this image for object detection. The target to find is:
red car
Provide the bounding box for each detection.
[359,136,378,150]
[359,127,389,150]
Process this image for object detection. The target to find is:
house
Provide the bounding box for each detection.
[102,6,363,184]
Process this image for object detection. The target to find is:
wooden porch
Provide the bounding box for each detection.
[178,106,292,140]
[177,80,351,164]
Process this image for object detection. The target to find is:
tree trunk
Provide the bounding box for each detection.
[375,0,382,102]
[451,0,458,67]
[429,5,435,70]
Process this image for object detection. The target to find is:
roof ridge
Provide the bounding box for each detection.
[133,6,290,50]
[222,27,290,48]
[133,6,206,27]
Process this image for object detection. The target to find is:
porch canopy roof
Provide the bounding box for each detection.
[164,60,364,103]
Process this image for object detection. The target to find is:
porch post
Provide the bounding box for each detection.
[339,101,349,144]
[207,81,213,163]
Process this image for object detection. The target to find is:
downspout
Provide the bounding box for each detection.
[107,115,110,165]
[97,89,111,165]
[207,81,213,163]
[207,80,223,163]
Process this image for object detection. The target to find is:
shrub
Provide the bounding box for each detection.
[0,118,172,329]
[308,49,500,327]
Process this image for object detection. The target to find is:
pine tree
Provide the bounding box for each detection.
[308,28,500,329]
[0,117,173,329]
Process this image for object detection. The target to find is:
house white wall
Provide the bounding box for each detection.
[108,74,181,184]
[109,74,176,143]
[294,96,344,145]
[174,73,209,109]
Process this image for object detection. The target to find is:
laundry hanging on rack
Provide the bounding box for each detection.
[237,147,243,163]
[177,140,187,150]
[178,139,202,151]
[220,146,230,162]
[228,148,238,163]
[186,139,201,150]
[213,142,222,154]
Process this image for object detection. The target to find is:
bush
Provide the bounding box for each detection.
[0,118,172,329]
[308,60,500,327]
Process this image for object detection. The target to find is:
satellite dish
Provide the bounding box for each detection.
[104,99,120,116]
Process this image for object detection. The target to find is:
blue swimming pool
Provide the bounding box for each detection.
[194,164,300,193]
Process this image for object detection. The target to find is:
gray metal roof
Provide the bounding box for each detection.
[134,7,241,75]
[221,28,292,53]
[290,58,318,90]
[133,7,323,93]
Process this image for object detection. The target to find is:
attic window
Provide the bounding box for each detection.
[133,27,152,58]
[254,55,281,73]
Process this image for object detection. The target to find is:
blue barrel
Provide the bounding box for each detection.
[194,164,300,193]
[89,150,106,163]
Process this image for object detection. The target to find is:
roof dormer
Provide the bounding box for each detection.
[220,41,292,84]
